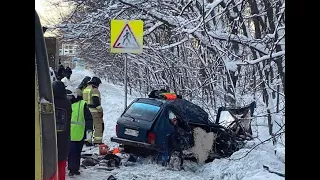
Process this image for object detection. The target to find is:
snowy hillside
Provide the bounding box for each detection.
[65,69,285,180]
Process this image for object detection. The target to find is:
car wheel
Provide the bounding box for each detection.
[168,151,183,170]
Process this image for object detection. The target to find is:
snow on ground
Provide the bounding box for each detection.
[66,69,285,180]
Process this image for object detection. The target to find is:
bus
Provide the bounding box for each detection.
[35,10,58,180]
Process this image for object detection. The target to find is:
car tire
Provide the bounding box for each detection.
[168,151,183,170]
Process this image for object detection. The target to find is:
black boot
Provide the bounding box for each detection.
[68,171,75,176]
[69,170,80,176]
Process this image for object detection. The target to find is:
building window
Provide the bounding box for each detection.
[69,50,73,54]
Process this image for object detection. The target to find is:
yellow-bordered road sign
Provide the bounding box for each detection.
[110,20,143,54]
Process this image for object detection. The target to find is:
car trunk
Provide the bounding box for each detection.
[116,116,156,142]
[116,100,163,143]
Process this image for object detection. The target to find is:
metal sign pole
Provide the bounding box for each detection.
[124,53,128,110]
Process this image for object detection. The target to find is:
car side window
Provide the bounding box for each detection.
[168,110,175,119]
[168,110,178,125]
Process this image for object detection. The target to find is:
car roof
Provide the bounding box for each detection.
[135,98,167,107]
[134,98,209,124]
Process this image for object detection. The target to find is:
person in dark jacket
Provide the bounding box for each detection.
[168,112,192,152]
[75,76,91,101]
[52,81,72,180]
[65,66,72,80]
[67,89,93,176]
[57,64,65,81]
[164,110,192,168]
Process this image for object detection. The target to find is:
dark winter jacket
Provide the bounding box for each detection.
[57,65,65,80]
[69,96,93,137]
[65,67,72,79]
[52,81,72,161]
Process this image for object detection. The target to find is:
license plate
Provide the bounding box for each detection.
[124,128,139,137]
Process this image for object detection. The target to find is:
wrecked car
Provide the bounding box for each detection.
[111,95,256,168]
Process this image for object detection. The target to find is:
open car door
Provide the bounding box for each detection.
[35,10,58,180]
[216,102,256,139]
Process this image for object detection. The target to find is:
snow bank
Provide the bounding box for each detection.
[197,142,285,180]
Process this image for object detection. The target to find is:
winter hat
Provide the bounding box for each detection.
[78,76,91,89]
[88,77,102,86]
[52,81,66,99]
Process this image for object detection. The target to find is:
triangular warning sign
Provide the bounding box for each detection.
[113,24,140,49]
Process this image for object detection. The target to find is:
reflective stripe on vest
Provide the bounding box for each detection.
[89,108,98,112]
[83,86,102,112]
[83,88,92,105]
[94,136,103,141]
[70,100,86,141]
[71,121,85,125]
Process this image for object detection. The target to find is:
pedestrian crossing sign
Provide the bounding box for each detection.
[110,20,144,54]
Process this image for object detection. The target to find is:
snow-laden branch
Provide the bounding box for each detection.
[120,0,270,56]
[144,22,164,36]
[179,0,193,16]
[158,37,189,50]
[181,0,224,34]
[242,51,285,65]
[207,31,268,55]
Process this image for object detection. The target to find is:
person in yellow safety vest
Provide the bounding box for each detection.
[66,90,93,176]
[82,76,104,145]
[75,76,91,101]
